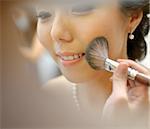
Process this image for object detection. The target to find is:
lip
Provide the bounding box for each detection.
[56,52,85,66]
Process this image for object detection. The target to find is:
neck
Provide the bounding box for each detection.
[76,71,112,115]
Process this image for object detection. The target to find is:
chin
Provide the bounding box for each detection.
[61,70,100,84]
[58,60,108,83]
[64,75,84,83]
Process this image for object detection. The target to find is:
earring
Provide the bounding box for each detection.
[129,33,134,40]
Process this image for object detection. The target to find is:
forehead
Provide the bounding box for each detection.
[35,0,118,9]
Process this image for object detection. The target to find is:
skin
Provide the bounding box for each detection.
[37,2,129,83]
[102,61,149,126]
[37,1,149,125]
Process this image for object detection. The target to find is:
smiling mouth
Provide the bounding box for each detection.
[56,52,85,66]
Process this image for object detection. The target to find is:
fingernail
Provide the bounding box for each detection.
[115,62,128,76]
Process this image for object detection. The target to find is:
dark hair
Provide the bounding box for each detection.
[120,0,149,61]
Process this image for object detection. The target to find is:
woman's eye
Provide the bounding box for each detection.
[71,4,96,15]
[37,11,52,20]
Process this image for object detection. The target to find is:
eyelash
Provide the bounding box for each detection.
[37,11,52,20]
[71,5,96,15]
[37,5,95,22]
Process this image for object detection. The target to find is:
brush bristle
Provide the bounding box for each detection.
[85,37,109,70]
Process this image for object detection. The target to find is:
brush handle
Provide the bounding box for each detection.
[105,58,150,86]
[135,72,150,86]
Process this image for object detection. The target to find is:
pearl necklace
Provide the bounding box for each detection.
[71,83,81,111]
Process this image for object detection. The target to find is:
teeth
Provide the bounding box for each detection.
[63,56,69,60]
[74,55,79,59]
[61,53,84,61]
[68,56,74,60]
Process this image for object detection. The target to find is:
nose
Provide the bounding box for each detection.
[50,12,73,43]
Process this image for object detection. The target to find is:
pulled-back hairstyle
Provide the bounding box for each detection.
[120,0,149,61]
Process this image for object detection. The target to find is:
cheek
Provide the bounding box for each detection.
[37,21,51,48]
[105,12,128,59]
[80,12,127,59]
[73,23,125,60]
[71,10,127,60]
[37,21,57,60]
[71,16,109,45]
[107,20,128,60]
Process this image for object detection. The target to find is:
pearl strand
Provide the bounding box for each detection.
[72,84,81,111]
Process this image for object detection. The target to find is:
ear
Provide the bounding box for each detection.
[127,11,143,33]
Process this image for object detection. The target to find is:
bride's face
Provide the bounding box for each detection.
[37,1,130,83]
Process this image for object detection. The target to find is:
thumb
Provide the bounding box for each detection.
[112,62,129,97]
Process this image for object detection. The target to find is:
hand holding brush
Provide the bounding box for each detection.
[101,62,149,126]
[85,37,150,125]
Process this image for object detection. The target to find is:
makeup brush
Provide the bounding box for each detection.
[85,37,150,86]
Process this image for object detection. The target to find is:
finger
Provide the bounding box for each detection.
[128,80,136,88]
[117,59,150,75]
[127,80,135,90]
[112,62,128,98]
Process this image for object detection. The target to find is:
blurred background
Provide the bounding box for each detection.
[0,0,150,129]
